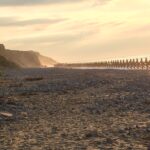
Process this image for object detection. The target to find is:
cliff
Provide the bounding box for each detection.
[0,44,57,68]
[0,55,19,68]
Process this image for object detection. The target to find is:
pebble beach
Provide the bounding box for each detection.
[0,68,150,150]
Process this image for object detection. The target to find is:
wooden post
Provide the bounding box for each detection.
[136,58,139,70]
[148,59,150,70]
[140,58,144,70]
[145,58,148,70]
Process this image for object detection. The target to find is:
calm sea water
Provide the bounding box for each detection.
[66,67,130,70]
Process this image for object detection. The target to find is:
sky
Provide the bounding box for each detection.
[0,0,150,63]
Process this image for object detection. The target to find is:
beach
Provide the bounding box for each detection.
[0,68,150,150]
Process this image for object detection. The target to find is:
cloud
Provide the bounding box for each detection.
[67,21,100,30]
[0,17,66,27]
[101,21,124,27]
[128,24,150,35]
[93,0,111,6]
[6,29,98,45]
[0,0,111,6]
[0,0,83,6]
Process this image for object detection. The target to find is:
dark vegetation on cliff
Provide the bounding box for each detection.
[0,55,19,69]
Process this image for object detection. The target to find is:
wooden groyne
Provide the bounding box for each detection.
[55,57,150,70]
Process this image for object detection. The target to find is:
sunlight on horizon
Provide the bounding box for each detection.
[0,0,150,63]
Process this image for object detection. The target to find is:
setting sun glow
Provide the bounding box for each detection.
[0,0,150,63]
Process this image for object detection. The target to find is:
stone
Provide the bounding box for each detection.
[0,112,13,117]
[84,130,98,139]
[51,127,58,134]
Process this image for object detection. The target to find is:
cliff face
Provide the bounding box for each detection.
[38,54,57,67]
[0,44,5,51]
[0,55,18,68]
[0,44,57,68]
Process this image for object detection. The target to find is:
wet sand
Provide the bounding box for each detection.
[0,68,150,150]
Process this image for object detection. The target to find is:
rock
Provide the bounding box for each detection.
[146,128,150,132]
[105,138,113,144]
[21,112,28,117]
[84,130,98,139]
[0,112,13,117]
[61,133,68,138]
[51,127,58,134]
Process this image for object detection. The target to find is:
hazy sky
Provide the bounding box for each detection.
[0,0,150,63]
